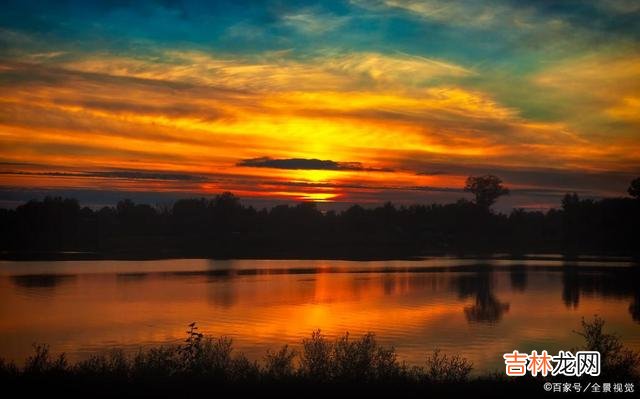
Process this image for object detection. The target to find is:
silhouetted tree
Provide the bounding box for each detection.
[464,175,509,210]
[629,177,640,199]
[455,269,509,323]
[116,199,158,235]
[1,183,638,257]
[630,297,640,323]
[172,198,209,235]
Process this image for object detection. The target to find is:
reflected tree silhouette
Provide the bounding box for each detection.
[561,263,640,324]
[115,272,149,283]
[629,281,640,323]
[11,274,76,289]
[10,274,77,299]
[561,265,580,308]
[509,265,528,292]
[630,270,640,325]
[630,297,640,323]
[455,268,510,323]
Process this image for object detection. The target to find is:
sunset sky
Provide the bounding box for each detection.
[1,0,639,210]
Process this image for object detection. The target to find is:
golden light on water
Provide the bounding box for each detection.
[1,259,638,371]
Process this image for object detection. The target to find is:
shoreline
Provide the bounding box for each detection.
[1,319,638,398]
[1,250,638,263]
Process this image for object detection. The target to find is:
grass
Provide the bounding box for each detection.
[0,317,638,397]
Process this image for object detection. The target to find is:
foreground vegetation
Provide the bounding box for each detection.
[1,317,638,397]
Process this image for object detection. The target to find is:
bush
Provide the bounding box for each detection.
[0,358,18,377]
[424,349,473,383]
[23,344,68,376]
[76,349,129,378]
[574,315,640,379]
[265,345,296,379]
[299,329,333,380]
[132,346,181,378]
[3,319,640,397]
[298,330,405,382]
[333,332,401,382]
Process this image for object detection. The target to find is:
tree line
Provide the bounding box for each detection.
[1,176,639,258]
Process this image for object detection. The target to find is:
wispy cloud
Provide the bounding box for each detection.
[353,0,525,28]
[533,52,640,142]
[282,10,350,34]
[0,169,208,182]
[50,49,472,91]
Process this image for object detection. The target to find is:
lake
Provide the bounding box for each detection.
[1,257,639,374]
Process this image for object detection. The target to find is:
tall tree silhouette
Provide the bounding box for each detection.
[464,175,509,210]
[629,177,640,199]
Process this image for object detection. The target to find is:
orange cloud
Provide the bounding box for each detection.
[1,49,638,205]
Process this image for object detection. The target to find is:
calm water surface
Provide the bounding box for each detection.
[1,258,639,373]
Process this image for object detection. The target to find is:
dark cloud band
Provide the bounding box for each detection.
[237,157,393,172]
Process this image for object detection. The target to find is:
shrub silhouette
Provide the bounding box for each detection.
[423,349,473,383]
[131,346,182,378]
[299,330,405,382]
[574,315,640,379]
[264,345,296,379]
[23,344,68,376]
[0,358,18,378]
[2,319,639,396]
[75,349,129,378]
[332,332,399,382]
[299,329,333,380]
